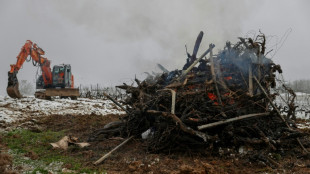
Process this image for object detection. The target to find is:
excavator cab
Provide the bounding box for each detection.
[36,64,73,89]
[52,64,72,88]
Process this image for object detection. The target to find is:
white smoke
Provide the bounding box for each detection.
[0,0,263,96]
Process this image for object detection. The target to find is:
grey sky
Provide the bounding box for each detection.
[0,0,309,96]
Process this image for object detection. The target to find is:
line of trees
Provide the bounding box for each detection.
[286,80,310,93]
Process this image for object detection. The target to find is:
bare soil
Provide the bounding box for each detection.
[9,114,305,173]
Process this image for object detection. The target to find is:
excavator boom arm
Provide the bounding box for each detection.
[7,40,53,98]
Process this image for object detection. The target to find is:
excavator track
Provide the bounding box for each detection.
[7,84,22,98]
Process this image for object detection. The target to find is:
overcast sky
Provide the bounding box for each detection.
[0,0,309,96]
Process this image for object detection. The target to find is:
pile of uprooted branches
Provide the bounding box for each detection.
[90,31,309,156]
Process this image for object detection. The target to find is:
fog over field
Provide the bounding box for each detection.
[0,0,309,96]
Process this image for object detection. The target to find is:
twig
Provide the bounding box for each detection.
[94,136,134,165]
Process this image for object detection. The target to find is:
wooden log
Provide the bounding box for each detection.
[213,52,228,91]
[116,85,138,91]
[94,136,134,165]
[165,82,183,88]
[249,66,253,96]
[102,91,129,114]
[209,47,222,105]
[209,45,226,117]
[170,90,176,114]
[158,89,176,114]
[253,76,287,124]
[178,44,215,80]
[147,110,209,142]
[197,112,270,130]
[266,156,281,168]
[297,138,309,153]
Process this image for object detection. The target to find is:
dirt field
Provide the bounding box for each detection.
[1,113,310,173]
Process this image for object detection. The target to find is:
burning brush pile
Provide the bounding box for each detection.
[91,31,308,155]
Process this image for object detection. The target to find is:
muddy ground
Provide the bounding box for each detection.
[1,114,310,173]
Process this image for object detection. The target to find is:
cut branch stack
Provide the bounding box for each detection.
[91,31,307,155]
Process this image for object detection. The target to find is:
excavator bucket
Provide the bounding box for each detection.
[7,72,22,98]
[7,83,22,98]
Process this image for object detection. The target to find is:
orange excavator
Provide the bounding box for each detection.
[7,40,79,99]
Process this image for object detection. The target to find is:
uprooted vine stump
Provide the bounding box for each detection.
[89,31,308,161]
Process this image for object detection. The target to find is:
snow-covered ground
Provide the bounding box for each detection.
[0,92,309,128]
[275,92,310,129]
[0,96,125,124]
[276,92,310,119]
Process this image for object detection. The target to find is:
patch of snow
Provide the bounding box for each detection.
[296,121,310,129]
[0,96,125,124]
